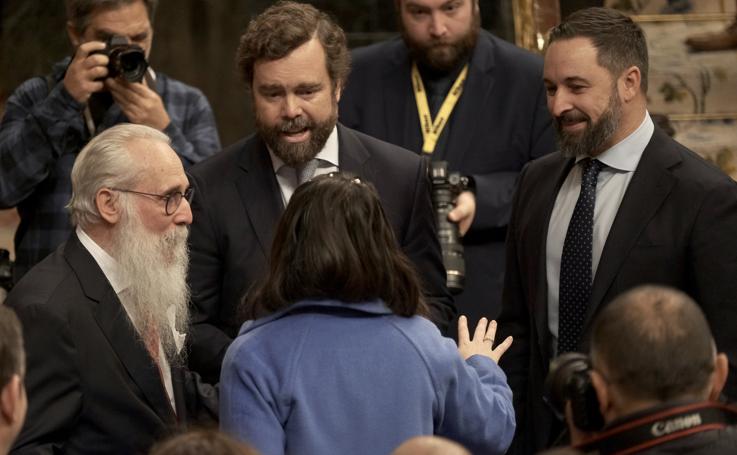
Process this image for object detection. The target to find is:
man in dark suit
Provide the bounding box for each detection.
[339,0,554,333]
[498,7,737,454]
[6,124,217,454]
[186,1,454,383]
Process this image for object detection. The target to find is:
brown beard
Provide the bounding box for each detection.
[555,87,622,158]
[401,6,480,73]
[255,99,338,167]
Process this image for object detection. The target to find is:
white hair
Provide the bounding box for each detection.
[67,123,171,229]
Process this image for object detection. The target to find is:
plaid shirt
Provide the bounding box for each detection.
[0,58,221,282]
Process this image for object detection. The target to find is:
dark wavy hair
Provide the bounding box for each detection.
[243,173,429,320]
[235,1,350,90]
[66,0,158,32]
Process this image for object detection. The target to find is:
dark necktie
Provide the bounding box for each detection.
[558,158,603,354]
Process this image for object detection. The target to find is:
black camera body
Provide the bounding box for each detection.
[95,35,148,83]
[545,352,605,432]
[429,161,468,294]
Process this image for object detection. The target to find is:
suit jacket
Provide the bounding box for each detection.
[6,233,217,455]
[498,126,737,454]
[339,31,554,329]
[186,124,454,382]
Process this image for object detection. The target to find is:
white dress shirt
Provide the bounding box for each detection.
[76,227,178,413]
[546,112,654,352]
[269,125,340,205]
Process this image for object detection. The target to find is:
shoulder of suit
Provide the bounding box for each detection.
[7,251,77,314]
[350,37,405,69]
[476,29,543,72]
[341,125,420,164]
[189,134,258,178]
[660,134,737,190]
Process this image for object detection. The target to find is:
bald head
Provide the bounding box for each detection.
[591,285,717,402]
[392,436,470,455]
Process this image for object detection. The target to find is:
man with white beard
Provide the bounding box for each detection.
[5,124,217,455]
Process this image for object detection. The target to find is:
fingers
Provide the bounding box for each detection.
[491,335,513,363]
[457,315,470,344]
[473,317,488,342]
[484,319,497,343]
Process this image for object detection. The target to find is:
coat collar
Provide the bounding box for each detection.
[238,299,392,336]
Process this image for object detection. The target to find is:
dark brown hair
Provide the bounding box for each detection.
[66,0,158,32]
[235,1,350,90]
[548,7,649,93]
[244,173,429,320]
[149,429,258,455]
[0,305,25,388]
[590,285,715,402]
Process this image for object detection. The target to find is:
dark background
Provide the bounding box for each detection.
[0,0,516,147]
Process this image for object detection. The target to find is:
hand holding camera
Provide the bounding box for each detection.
[63,40,109,103]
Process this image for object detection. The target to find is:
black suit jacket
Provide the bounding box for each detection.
[498,126,737,453]
[6,233,217,454]
[186,124,454,382]
[339,31,554,327]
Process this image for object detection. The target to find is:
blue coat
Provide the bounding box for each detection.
[220,299,515,455]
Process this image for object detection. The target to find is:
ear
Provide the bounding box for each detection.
[0,375,22,423]
[334,82,343,103]
[619,65,641,103]
[708,353,729,401]
[591,370,611,421]
[67,21,82,47]
[95,188,124,225]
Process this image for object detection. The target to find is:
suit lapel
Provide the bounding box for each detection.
[536,157,576,363]
[382,42,420,149]
[64,234,177,423]
[441,33,496,163]
[337,124,373,180]
[235,138,284,255]
[586,128,679,324]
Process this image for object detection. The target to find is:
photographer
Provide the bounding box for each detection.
[548,285,737,454]
[0,0,220,283]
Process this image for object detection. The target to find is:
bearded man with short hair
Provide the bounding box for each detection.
[186,1,454,384]
[339,0,555,336]
[6,123,217,455]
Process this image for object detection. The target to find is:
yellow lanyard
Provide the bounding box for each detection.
[411,62,469,154]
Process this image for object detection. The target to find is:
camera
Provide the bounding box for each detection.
[94,35,148,83]
[544,352,604,432]
[429,161,468,294]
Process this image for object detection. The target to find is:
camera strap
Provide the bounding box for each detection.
[411,62,468,155]
[574,402,737,454]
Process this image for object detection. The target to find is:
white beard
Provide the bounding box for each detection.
[112,207,190,364]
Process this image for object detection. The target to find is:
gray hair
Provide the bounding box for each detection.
[66,0,158,32]
[68,123,171,229]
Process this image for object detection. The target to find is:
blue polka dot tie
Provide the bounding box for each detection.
[558,158,603,354]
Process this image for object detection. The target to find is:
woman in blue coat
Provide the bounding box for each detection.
[220,173,515,455]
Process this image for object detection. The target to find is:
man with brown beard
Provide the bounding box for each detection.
[5,124,217,454]
[496,7,737,454]
[339,0,554,336]
[185,1,454,384]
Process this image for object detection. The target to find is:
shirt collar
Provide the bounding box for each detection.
[576,111,654,172]
[268,124,340,172]
[76,226,129,293]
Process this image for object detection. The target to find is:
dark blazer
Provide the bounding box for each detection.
[339,30,554,329]
[6,233,217,455]
[186,124,454,382]
[498,126,737,454]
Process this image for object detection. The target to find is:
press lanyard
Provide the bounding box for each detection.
[411,62,468,154]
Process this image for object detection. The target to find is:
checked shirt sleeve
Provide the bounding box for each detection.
[0,77,86,208]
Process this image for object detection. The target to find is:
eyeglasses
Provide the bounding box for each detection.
[111,186,195,215]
